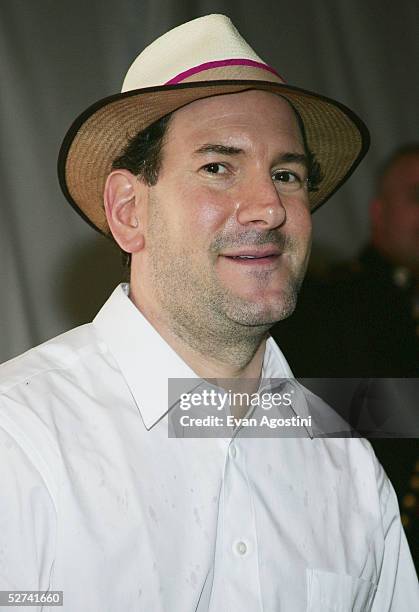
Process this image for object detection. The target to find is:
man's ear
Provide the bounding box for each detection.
[103,170,146,253]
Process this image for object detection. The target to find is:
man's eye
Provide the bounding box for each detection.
[272,169,307,193]
[202,163,228,175]
[272,170,300,184]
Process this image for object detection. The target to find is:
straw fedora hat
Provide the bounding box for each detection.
[58,14,369,236]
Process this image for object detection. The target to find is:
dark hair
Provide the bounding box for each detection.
[111,113,173,266]
[112,113,173,184]
[376,142,419,194]
[111,102,322,266]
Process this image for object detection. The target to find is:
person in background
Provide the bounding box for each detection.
[272,143,419,570]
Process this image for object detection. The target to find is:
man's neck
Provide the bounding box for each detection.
[129,287,269,390]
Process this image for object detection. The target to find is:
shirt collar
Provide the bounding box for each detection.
[93,284,295,430]
[261,338,314,438]
[93,284,197,430]
[263,335,294,378]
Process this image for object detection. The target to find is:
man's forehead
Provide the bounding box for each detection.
[167,90,304,146]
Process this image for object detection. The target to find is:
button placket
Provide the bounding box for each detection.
[221,440,262,610]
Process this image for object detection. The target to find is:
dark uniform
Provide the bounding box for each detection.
[272,244,419,570]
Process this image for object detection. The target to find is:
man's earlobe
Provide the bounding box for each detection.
[104,170,145,253]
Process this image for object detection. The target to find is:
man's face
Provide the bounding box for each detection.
[136,90,312,339]
[373,153,419,273]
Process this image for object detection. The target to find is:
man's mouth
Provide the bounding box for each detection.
[220,247,281,265]
[227,254,278,260]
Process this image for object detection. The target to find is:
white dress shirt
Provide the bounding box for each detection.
[0,284,417,611]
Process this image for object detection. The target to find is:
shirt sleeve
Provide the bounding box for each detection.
[371,453,419,610]
[0,425,56,599]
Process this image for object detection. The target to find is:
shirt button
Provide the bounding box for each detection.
[229,444,237,459]
[236,541,247,555]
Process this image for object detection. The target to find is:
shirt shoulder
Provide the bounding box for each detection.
[0,324,113,507]
[0,323,106,395]
[346,436,393,514]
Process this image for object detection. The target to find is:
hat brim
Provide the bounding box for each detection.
[58,80,370,235]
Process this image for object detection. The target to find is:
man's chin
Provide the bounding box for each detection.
[225,292,298,327]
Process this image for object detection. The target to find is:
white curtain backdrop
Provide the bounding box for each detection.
[1,0,418,362]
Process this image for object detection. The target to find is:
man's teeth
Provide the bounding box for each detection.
[228,254,277,260]
[232,255,273,259]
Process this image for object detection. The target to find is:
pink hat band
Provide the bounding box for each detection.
[165,58,285,85]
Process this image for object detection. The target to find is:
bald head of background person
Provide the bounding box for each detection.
[370,143,419,278]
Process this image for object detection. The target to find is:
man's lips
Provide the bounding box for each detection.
[219,247,282,266]
[221,246,281,257]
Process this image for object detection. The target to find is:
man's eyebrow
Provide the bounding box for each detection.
[193,144,244,156]
[194,146,308,168]
[274,152,309,168]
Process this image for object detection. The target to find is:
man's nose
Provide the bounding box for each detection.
[235,175,286,229]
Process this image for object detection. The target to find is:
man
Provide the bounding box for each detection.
[363,143,419,374]
[0,14,417,611]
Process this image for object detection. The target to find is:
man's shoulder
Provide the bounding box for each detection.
[0,322,115,493]
[316,436,394,519]
[348,436,393,503]
[0,323,105,508]
[0,322,105,396]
